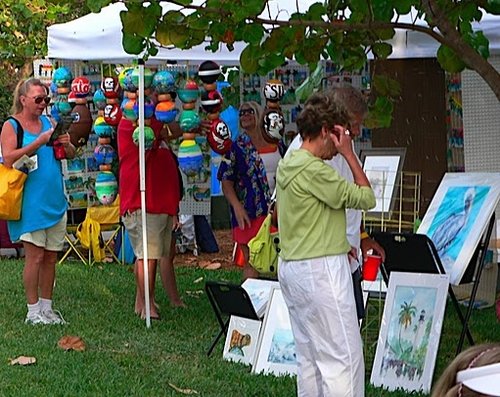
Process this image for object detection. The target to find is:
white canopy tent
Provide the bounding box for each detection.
[47,2,500,63]
[46,2,500,327]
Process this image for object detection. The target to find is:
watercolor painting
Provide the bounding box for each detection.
[223,315,262,366]
[417,173,500,285]
[371,272,449,393]
[252,287,297,376]
[361,148,406,216]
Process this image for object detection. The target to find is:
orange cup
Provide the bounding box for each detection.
[233,244,246,267]
[363,254,382,281]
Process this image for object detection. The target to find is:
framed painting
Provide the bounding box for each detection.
[252,286,297,377]
[416,173,500,285]
[222,315,262,366]
[241,278,280,318]
[360,148,406,216]
[370,272,449,394]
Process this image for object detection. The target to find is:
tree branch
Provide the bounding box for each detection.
[421,0,500,101]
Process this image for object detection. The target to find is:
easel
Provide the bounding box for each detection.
[455,215,496,354]
[372,216,496,356]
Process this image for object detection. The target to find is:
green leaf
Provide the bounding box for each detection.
[120,9,146,36]
[485,0,500,14]
[372,2,394,21]
[372,42,393,59]
[437,45,466,73]
[365,96,394,128]
[240,24,264,46]
[459,2,482,22]
[86,0,112,13]
[464,31,490,59]
[393,0,412,15]
[155,20,188,47]
[122,32,144,55]
[373,28,396,41]
[306,3,327,19]
[372,75,401,97]
[147,44,159,57]
[258,52,285,72]
[240,45,260,74]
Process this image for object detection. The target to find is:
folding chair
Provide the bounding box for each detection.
[372,231,475,351]
[86,204,123,265]
[205,280,260,357]
[59,197,123,266]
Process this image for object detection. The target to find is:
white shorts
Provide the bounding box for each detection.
[19,213,67,252]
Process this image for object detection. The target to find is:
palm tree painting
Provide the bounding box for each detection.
[426,185,490,274]
[379,286,438,386]
[372,273,449,393]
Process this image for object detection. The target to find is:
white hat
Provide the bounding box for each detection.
[456,362,500,396]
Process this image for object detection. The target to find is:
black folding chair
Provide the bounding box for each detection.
[205,280,260,357]
[372,232,474,349]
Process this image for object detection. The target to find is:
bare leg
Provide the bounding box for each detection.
[39,250,58,299]
[23,242,45,304]
[135,258,160,319]
[240,244,259,280]
[159,238,186,308]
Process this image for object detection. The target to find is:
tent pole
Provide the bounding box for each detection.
[138,58,151,328]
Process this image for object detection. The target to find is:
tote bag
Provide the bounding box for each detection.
[0,117,26,220]
[248,214,280,276]
[0,165,27,220]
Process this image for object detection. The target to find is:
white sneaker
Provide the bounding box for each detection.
[41,309,66,325]
[25,312,51,325]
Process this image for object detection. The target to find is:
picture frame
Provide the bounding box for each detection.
[252,286,297,377]
[241,278,280,318]
[360,148,406,216]
[417,173,500,285]
[370,272,449,394]
[222,315,262,366]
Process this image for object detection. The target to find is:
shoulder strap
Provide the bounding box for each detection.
[5,116,24,149]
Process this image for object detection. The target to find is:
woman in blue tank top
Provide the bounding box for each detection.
[0,78,75,325]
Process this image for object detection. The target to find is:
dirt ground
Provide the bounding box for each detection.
[172,228,238,270]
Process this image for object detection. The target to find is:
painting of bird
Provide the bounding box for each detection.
[431,187,475,258]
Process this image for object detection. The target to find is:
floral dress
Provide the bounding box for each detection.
[217,133,271,229]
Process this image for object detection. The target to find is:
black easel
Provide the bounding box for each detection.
[372,218,495,356]
[455,215,496,354]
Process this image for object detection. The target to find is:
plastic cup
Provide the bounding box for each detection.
[233,244,245,267]
[363,254,382,281]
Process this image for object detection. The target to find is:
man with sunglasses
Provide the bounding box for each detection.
[1,77,75,325]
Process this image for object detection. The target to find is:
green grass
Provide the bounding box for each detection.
[0,258,497,396]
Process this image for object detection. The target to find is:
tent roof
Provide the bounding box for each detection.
[47,2,245,64]
[47,2,500,63]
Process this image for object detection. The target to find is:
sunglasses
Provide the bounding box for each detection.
[31,96,51,105]
[239,108,255,116]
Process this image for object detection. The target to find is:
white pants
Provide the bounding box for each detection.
[278,255,364,397]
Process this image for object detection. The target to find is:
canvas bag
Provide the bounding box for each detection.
[248,213,280,276]
[0,117,27,221]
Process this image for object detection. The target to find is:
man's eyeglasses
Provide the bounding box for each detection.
[31,96,51,105]
[239,108,255,117]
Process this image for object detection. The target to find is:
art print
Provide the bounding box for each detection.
[360,148,406,216]
[252,287,297,377]
[370,272,449,393]
[417,173,500,285]
[222,315,262,366]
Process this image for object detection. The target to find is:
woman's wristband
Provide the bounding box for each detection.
[360,231,370,240]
